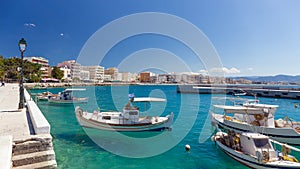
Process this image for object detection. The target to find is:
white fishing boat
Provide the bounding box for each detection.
[75,95,174,132]
[231,89,247,96]
[48,88,88,104]
[210,103,300,145]
[212,131,300,169]
[36,91,55,101]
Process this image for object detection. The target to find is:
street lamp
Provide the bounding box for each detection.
[18,38,27,109]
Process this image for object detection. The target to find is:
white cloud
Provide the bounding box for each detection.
[210,67,241,74]
[24,23,36,28]
[199,69,208,75]
[180,72,200,75]
[247,67,254,71]
[24,23,36,27]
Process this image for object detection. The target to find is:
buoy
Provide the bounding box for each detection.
[185,144,190,152]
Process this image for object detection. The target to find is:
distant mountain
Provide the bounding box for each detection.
[231,75,300,83]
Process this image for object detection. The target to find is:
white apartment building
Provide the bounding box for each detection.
[59,66,71,81]
[82,65,104,83]
[118,72,134,82]
[103,74,112,82]
[71,62,82,80]
[104,67,118,81]
[80,70,90,81]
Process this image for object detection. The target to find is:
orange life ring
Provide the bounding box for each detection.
[225,116,232,121]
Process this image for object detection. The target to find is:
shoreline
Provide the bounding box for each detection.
[24,82,300,90]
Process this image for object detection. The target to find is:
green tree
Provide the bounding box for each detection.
[4,57,20,80]
[1,57,42,82]
[23,60,42,82]
[72,77,80,82]
[51,66,64,80]
[0,55,4,80]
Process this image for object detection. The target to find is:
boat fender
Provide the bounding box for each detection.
[262,151,269,162]
[256,151,263,163]
[254,114,264,121]
[75,107,84,116]
[250,120,260,126]
[216,135,221,140]
[211,136,215,142]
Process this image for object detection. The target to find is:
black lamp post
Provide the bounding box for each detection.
[18,38,27,109]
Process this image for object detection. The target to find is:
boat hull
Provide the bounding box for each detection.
[215,140,300,169]
[48,98,88,104]
[75,111,173,132]
[211,112,300,145]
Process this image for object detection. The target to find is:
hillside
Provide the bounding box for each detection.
[232,75,300,83]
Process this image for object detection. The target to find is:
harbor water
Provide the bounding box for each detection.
[30,85,300,169]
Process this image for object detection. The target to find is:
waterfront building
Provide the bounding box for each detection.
[117,72,134,82]
[57,60,83,81]
[80,70,90,81]
[57,60,75,69]
[178,72,211,84]
[157,74,176,83]
[173,74,182,83]
[103,74,112,82]
[59,66,71,81]
[104,67,118,81]
[139,72,156,83]
[24,56,50,78]
[71,62,82,81]
[82,65,104,83]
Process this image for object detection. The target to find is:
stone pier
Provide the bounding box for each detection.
[0,83,57,169]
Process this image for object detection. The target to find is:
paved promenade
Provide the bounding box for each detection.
[0,83,30,141]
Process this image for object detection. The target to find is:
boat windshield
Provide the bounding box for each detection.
[254,138,271,149]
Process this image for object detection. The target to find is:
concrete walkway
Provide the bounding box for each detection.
[0,83,30,141]
[0,83,57,169]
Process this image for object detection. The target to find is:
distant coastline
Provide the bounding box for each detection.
[24,82,300,90]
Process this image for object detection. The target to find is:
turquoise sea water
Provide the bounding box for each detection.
[30,85,300,169]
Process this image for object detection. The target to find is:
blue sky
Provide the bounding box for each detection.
[1,0,300,76]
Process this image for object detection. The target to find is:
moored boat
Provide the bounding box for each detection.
[75,95,174,132]
[48,88,88,104]
[210,103,300,145]
[212,131,300,169]
[36,91,55,101]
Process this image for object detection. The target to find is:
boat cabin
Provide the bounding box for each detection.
[240,133,277,162]
[122,109,140,122]
[214,105,278,128]
[58,88,86,100]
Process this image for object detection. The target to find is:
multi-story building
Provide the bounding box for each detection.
[71,62,82,80]
[80,70,90,81]
[139,72,151,83]
[104,67,118,81]
[57,60,74,69]
[82,65,104,83]
[103,74,112,82]
[59,66,71,81]
[118,72,134,82]
[179,72,210,84]
[24,56,50,78]
[57,60,82,80]
[157,74,176,83]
